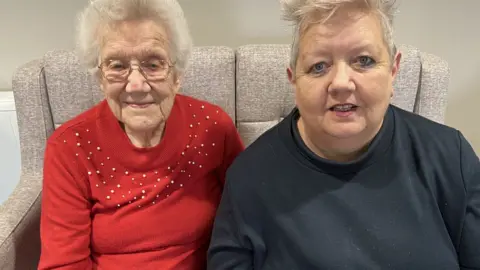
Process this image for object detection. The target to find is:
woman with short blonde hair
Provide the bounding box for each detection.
[208,0,480,269]
[39,1,244,269]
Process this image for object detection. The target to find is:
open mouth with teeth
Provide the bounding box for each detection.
[330,104,358,112]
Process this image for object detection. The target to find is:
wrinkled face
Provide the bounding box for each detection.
[289,10,401,145]
[99,20,180,133]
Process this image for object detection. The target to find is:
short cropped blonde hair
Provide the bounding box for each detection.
[76,0,193,76]
[280,0,397,71]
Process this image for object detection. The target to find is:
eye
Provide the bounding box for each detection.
[142,59,166,71]
[356,56,376,68]
[309,62,328,75]
[107,60,127,71]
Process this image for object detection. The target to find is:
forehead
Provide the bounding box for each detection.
[101,20,170,59]
[300,11,386,56]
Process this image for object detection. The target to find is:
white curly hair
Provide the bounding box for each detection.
[280,0,398,72]
[76,0,193,77]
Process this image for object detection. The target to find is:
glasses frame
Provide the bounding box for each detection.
[97,58,176,83]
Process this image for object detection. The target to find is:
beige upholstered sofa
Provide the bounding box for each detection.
[0,44,449,269]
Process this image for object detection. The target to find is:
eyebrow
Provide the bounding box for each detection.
[103,48,168,62]
[302,43,382,59]
[349,43,382,55]
[102,51,128,61]
[140,48,167,57]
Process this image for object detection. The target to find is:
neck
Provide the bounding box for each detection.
[297,117,381,163]
[124,123,166,148]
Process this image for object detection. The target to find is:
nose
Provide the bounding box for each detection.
[328,62,355,93]
[125,66,151,93]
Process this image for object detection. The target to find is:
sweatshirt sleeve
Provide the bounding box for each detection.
[207,178,254,270]
[216,110,245,185]
[38,139,93,270]
[457,131,480,269]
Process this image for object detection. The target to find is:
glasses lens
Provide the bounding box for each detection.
[101,58,172,82]
[102,59,129,82]
[140,59,170,80]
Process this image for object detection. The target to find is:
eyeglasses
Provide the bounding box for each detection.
[98,58,175,83]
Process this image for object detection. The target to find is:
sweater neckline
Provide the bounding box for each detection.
[96,97,186,172]
[280,105,395,175]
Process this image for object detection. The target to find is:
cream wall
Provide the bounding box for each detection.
[0,0,479,153]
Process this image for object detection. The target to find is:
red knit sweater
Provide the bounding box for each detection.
[38,94,244,270]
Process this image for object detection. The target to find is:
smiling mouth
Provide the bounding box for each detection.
[125,102,154,108]
[329,104,358,112]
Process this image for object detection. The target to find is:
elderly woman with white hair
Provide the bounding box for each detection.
[207,0,480,269]
[38,0,244,269]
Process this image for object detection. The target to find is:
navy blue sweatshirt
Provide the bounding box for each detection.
[207,105,480,270]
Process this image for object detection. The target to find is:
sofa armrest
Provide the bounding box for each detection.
[0,171,42,270]
[12,58,53,174]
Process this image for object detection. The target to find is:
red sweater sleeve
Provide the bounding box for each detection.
[39,139,93,270]
[216,111,245,185]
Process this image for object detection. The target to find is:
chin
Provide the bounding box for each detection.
[324,122,366,139]
[124,117,161,132]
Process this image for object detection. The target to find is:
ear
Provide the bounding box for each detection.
[172,72,182,94]
[391,51,402,79]
[287,67,296,85]
[174,79,181,93]
[96,71,107,94]
[389,51,402,98]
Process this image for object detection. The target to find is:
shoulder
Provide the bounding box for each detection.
[47,101,104,147]
[391,105,474,181]
[226,118,282,180]
[222,119,286,209]
[391,105,460,149]
[175,94,231,117]
[175,94,236,134]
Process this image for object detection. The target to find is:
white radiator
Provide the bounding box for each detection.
[0,91,21,204]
